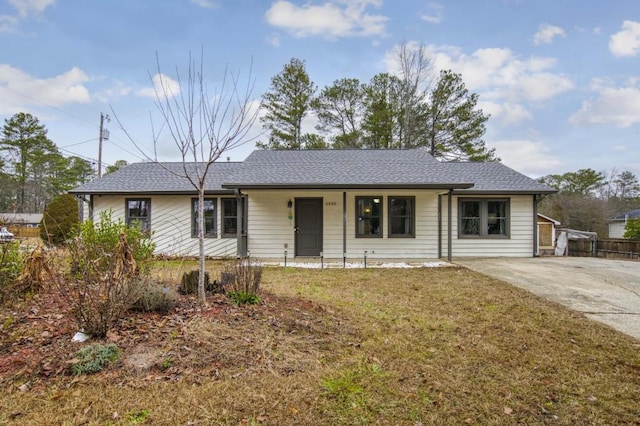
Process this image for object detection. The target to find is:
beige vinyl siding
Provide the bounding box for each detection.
[441,194,534,257]
[345,190,439,259]
[609,222,626,239]
[92,195,237,257]
[244,189,440,260]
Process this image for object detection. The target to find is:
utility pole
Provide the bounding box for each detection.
[98,113,110,178]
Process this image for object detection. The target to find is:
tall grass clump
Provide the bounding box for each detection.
[225,257,263,305]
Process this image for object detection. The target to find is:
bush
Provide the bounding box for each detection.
[624,218,640,240]
[56,210,156,337]
[40,193,79,246]
[71,210,155,275]
[71,343,120,375]
[224,257,263,305]
[0,242,24,301]
[133,280,177,313]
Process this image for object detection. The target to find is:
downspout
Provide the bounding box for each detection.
[235,189,246,257]
[533,195,539,257]
[447,189,452,262]
[343,191,347,262]
[437,194,442,259]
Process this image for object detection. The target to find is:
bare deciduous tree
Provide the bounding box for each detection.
[115,53,260,305]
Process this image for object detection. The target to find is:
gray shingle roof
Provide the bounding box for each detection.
[222,149,473,189]
[69,149,556,195]
[69,162,242,194]
[443,161,556,194]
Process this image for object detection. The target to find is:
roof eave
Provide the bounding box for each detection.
[451,189,558,195]
[222,183,475,190]
[67,189,236,196]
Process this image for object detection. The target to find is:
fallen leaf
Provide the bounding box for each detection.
[503,406,513,415]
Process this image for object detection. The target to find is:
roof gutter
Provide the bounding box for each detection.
[221,183,475,190]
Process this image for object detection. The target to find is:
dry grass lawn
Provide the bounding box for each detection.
[1,262,639,425]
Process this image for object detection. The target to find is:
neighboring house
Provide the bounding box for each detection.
[608,209,640,238]
[537,213,560,255]
[0,213,43,227]
[69,149,556,260]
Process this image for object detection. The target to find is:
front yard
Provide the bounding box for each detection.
[1,263,639,425]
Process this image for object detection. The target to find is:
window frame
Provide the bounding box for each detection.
[388,196,416,238]
[355,196,383,238]
[221,197,238,238]
[191,197,217,238]
[458,198,510,238]
[125,198,151,233]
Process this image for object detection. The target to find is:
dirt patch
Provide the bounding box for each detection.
[0,287,359,390]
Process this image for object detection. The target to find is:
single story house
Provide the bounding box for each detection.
[0,213,43,227]
[69,149,556,261]
[608,209,640,239]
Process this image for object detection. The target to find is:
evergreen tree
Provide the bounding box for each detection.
[361,73,403,149]
[1,112,58,212]
[40,193,79,246]
[258,58,316,149]
[312,78,364,148]
[425,70,495,161]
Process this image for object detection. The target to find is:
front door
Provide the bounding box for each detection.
[295,198,323,256]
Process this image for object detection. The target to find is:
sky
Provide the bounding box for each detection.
[1,0,640,179]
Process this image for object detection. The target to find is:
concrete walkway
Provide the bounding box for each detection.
[455,257,640,341]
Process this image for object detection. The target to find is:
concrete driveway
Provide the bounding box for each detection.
[455,257,640,341]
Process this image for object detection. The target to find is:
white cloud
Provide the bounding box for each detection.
[609,20,640,57]
[569,80,640,127]
[0,64,90,114]
[421,3,443,24]
[0,14,18,32]
[265,0,387,39]
[479,101,532,126]
[612,145,627,152]
[8,0,55,18]
[266,33,281,47]
[489,140,562,177]
[136,73,181,99]
[383,43,574,125]
[533,24,565,45]
[190,0,218,9]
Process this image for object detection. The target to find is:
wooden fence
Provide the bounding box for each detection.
[568,238,640,260]
[6,226,40,238]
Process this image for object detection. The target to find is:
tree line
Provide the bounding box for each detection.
[538,168,640,237]
[258,47,497,162]
[0,112,129,214]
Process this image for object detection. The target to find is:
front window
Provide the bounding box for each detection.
[356,196,382,237]
[126,198,150,232]
[459,199,509,238]
[388,196,415,238]
[221,198,237,238]
[192,198,216,238]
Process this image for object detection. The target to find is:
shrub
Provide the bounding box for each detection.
[0,241,24,301]
[40,193,79,246]
[224,257,263,305]
[624,218,640,240]
[71,343,121,375]
[133,280,177,313]
[56,211,155,337]
[71,210,155,275]
[228,290,260,305]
